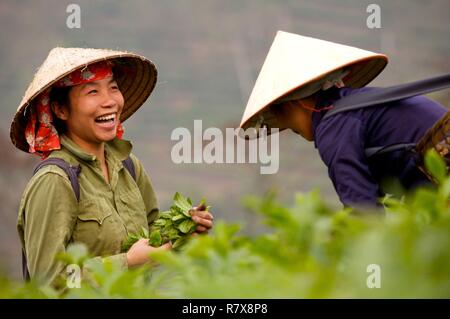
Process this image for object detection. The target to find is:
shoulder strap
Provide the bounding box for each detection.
[23,158,81,281]
[22,250,29,281]
[23,156,136,281]
[122,156,136,181]
[321,73,450,159]
[323,73,450,120]
[32,157,137,200]
[364,143,417,158]
[33,158,82,201]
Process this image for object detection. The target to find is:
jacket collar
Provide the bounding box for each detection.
[59,134,132,163]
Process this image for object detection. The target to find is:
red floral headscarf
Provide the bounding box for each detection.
[25,60,124,159]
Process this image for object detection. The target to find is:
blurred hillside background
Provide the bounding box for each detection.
[0,0,449,280]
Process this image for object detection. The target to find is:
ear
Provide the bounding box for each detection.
[51,102,69,120]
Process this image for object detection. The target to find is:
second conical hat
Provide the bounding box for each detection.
[10,47,157,153]
[239,31,388,133]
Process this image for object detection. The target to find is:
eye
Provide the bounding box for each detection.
[87,89,98,95]
[110,84,119,90]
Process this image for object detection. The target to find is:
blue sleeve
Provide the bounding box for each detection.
[315,113,381,207]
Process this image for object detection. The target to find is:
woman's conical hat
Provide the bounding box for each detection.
[10,47,158,153]
[239,31,388,133]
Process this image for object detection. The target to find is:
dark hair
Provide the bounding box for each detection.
[49,86,72,134]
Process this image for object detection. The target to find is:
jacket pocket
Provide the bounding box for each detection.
[77,199,112,225]
[73,198,120,252]
[118,189,148,229]
[119,189,146,215]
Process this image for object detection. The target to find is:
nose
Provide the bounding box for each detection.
[99,90,118,109]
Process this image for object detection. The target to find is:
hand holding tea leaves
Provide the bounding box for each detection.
[122,192,213,264]
[190,198,214,234]
[126,238,172,268]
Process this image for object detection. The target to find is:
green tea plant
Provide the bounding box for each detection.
[1,150,448,298]
[122,192,210,251]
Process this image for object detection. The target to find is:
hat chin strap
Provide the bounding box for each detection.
[300,102,334,113]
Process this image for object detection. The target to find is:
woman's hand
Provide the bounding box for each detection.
[126,238,172,268]
[190,206,214,234]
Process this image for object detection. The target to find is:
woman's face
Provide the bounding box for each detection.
[274,98,314,141]
[55,76,124,148]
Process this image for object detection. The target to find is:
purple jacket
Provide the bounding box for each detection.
[312,87,447,207]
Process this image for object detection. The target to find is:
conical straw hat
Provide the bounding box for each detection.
[239,31,388,134]
[10,47,158,153]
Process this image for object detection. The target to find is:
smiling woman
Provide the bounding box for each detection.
[51,75,125,172]
[10,47,214,287]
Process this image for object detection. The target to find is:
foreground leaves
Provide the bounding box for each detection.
[1,152,449,298]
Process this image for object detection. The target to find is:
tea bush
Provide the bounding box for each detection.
[1,150,449,298]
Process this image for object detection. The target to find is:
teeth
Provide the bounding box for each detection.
[96,114,115,121]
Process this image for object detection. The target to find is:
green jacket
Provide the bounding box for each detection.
[17,135,159,286]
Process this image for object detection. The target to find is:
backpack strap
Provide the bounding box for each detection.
[364,142,417,158]
[22,250,29,281]
[122,156,136,181]
[33,158,82,201]
[22,158,81,280]
[22,156,136,281]
[323,73,450,120]
[320,73,450,159]
[31,156,137,200]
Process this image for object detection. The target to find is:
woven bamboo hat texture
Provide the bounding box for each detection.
[239,31,388,135]
[10,47,158,153]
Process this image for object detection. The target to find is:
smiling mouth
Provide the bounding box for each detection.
[95,113,116,123]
